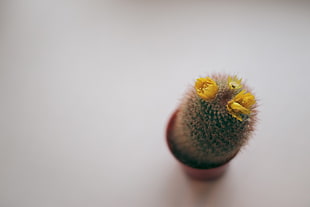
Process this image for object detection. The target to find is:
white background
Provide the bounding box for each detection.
[0,1,310,206]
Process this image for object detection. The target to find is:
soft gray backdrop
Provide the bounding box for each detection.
[1,1,310,206]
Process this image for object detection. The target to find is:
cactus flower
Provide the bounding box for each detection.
[194,77,219,100]
[226,90,256,121]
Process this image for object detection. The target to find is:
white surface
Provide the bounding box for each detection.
[1,1,310,207]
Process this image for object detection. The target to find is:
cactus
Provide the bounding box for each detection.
[168,74,257,169]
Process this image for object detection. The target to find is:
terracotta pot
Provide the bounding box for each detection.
[166,110,230,181]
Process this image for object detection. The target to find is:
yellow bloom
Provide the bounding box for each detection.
[226,90,256,121]
[195,77,219,100]
[228,75,242,89]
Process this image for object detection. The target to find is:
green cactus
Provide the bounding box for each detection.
[168,74,257,169]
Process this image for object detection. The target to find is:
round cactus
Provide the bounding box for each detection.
[168,74,257,169]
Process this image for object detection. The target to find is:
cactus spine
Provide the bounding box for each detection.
[169,74,257,169]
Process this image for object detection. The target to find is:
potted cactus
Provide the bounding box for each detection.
[166,74,257,180]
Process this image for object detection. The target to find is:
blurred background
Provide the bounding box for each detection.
[0,0,310,206]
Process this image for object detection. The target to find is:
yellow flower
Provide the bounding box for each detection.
[195,77,219,100]
[228,75,242,89]
[226,90,256,121]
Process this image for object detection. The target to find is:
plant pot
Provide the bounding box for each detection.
[166,110,230,181]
